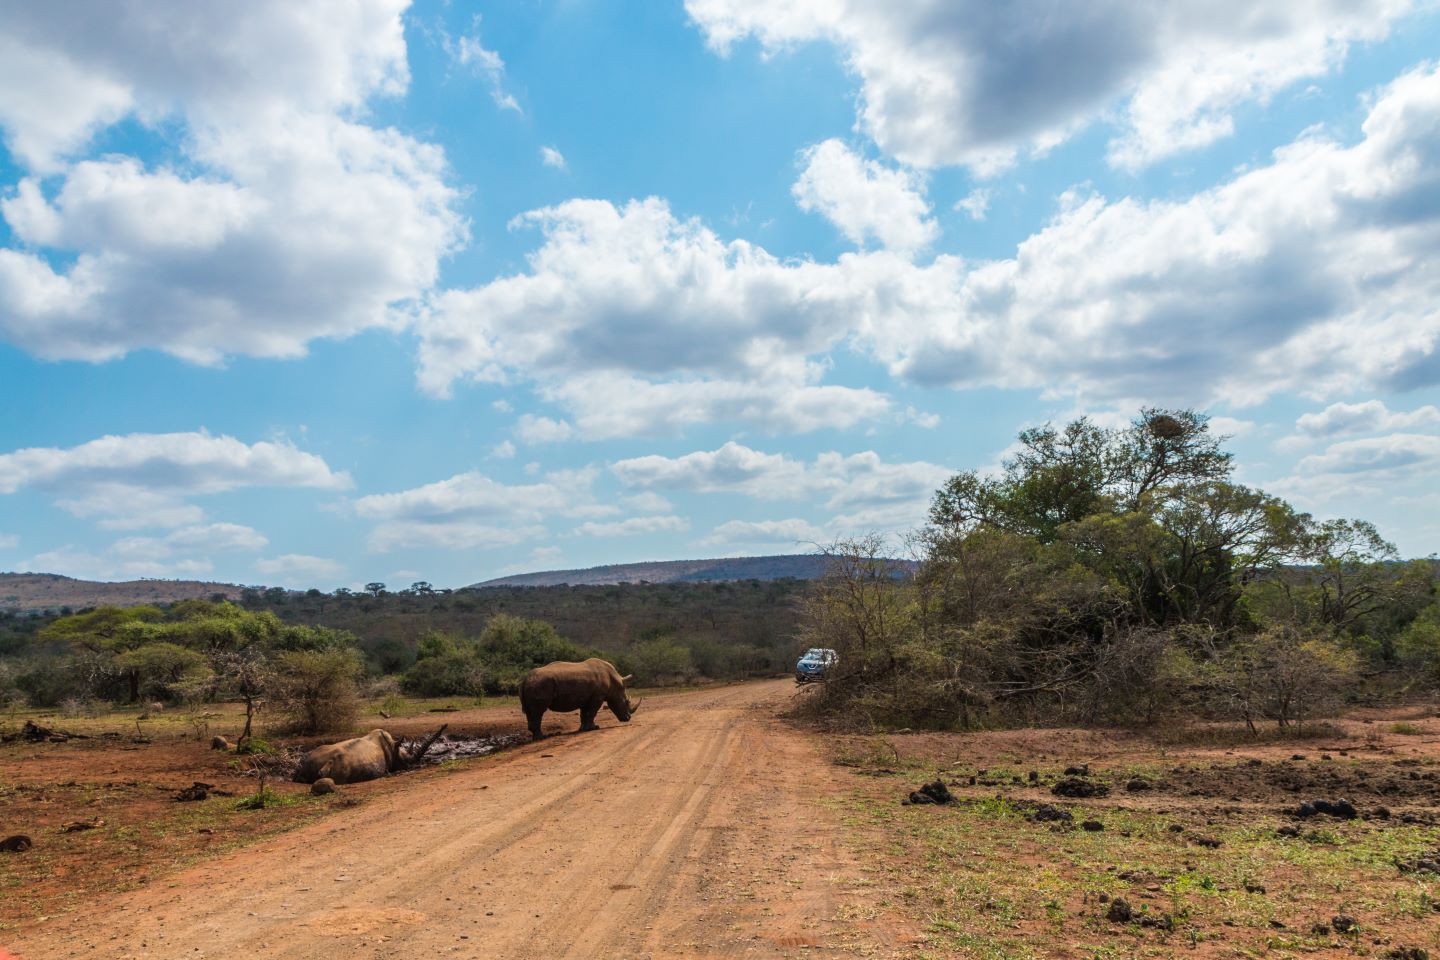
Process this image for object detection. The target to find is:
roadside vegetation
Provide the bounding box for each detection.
[801,408,1439,732]
[0,578,803,733]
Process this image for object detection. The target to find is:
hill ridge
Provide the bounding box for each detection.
[468,554,835,588]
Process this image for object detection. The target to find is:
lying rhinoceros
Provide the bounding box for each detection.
[519,658,641,740]
[293,729,400,785]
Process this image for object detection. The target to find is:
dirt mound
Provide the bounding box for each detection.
[1156,759,1440,803]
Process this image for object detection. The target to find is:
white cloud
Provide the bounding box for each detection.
[443,17,520,113]
[352,468,608,552]
[255,553,346,587]
[573,515,689,537]
[516,415,575,445]
[1208,417,1255,437]
[417,196,895,436]
[622,492,673,514]
[24,545,216,581]
[0,533,18,551]
[954,188,989,221]
[612,442,951,520]
[417,67,1440,427]
[1296,400,1440,438]
[702,518,825,546]
[20,522,263,580]
[0,1,465,364]
[492,440,517,459]
[687,0,1415,172]
[0,431,349,529]
[112,523,268,559]
[1297,433,1440,476]
[1269,430,1440,511]
[540,146,567,169]
[367,522,544,552]
[540,373,890,439]
[792,139,936,254]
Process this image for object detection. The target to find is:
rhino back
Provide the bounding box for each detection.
[522,659,620,711]
[293,730,393,784]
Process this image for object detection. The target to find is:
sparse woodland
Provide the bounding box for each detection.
[4,409,1436,738]
[802,409,1439,731]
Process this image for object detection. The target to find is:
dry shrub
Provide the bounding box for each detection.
[270,648,361,734]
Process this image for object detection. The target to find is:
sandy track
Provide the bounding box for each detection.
[8,680,895,960]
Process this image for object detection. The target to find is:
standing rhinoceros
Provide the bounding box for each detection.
[293,729,400,784]
[519,658,640,740]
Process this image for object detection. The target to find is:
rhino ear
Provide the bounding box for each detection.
[620,674,634,685]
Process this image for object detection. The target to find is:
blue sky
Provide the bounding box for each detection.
[1,1,1439,589]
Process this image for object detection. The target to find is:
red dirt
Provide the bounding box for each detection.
[3,681,911,959]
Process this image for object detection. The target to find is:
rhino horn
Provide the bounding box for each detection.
[620,674,634,685]
[627,697,641,715]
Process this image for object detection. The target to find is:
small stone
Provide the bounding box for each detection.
[1081,820,1104,832]
[1106,898,1133,923]
[1331,914,1358,934]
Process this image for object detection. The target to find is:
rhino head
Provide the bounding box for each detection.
[612,674,641,722]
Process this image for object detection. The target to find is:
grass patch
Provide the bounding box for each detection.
[824,739,1440,957]
[1391,722,1425,736]
[1152,720,1345,747]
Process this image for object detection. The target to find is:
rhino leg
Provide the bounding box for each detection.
[579,701,600,732]
[526,707,546,741]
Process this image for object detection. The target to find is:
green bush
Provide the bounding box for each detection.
[271,647,362,734]
[474,615,597,693]
[402,651,486,698]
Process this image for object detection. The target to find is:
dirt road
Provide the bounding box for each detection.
[8,680,898,960]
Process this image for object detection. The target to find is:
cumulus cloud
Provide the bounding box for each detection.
[422,66,1440,419]
[1296,400,1440,438]
[612,442,951,529]
[21,522,264,580]
[24,545,216,581]
[0,1,465,363]
[255,553,346,587]
[954,188,990,221]
[701,518,825,546]
[515,415,575,445]
[1270,430,1440,510]
[792,139,936,254]
[687,0,1415,172]
[416,197,895,436]
[539,373,891,439]
[1297,433,1440,476]
[540,146,567,169]
[573,515,689,537]
[0,431,349,529]
[352,468,609,552]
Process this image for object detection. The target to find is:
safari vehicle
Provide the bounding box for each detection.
[794,647,838,684]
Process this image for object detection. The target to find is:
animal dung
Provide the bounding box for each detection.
[61,818,104,832]
[1052,777,1109,798]
[902,780,954,805]
[0,835,33,853]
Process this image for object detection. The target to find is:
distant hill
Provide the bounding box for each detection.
[0,572,245,613]
[469,554,838,588]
